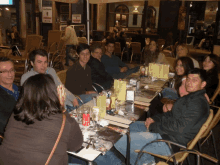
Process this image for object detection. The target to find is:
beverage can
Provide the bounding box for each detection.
[82,110,90,126]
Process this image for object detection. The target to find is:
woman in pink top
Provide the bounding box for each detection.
[163,57,194,112]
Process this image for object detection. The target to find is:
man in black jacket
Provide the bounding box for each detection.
[87,43,113,93]
[94,68,210,165]
[0,57,20,144]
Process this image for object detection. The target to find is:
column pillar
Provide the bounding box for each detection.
[20,0,27,46]
[35,0,40,35]
[52,1,56,30]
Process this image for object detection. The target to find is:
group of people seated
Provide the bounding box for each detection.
[0,35,219,164]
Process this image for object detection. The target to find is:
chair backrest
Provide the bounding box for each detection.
[130,42,141,54]
[57,69,67,85]
[176,110,213,162]
[165,57,176,69]
[114,42,121,53]
[213,45,220,56]
[47,30,62,53]
[24,35,43,57]
[210,73,220,104]
[201,108,220,139]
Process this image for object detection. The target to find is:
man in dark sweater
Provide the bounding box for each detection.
[87,43,113,93]
[0,57,20,144]
[101,39,139,79]
[94,68,209,165]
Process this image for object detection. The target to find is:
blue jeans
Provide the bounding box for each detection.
[161,87,179,100]
[94,121,171,165]
[66,93,98,113]
[65,45,76,66]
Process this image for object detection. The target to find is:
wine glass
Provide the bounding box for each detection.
[91,107,100,132]
[76,106,83,124]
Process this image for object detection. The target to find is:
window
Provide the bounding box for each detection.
[115,5,129,27]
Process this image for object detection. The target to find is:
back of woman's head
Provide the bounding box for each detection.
[175,56,194,76]
[14,74,62,125]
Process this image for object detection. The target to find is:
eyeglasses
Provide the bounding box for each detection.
[0,69,16,74]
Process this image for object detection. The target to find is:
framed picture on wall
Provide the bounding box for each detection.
[60,5,69,13]
[60,14,69,22]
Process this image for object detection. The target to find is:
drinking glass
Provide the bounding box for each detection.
[91,108,100,132]
[76,106,83,124]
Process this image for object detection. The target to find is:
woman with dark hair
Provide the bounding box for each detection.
[162,57,194,100]
[143,40,168,66]
[65,43,98,105]
[202,54,219,98]
[0,74,83,165]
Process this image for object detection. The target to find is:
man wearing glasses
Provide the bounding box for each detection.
[0,57,20,144]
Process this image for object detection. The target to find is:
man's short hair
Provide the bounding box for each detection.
[90,43,103,53]
[0,57,13,63]
[29,49,48,63]
[105,39,115,46]
[187,68,207,82]
[76,43,90,55]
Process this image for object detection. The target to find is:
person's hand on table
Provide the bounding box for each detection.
[86,91,97,94]
[145,118,155,129]
[73,98,79,107]
[120,67,128,73]
[163,103,173,113]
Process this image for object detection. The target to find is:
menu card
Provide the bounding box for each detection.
[148,63,169,79]
[97,95,106,118]
[114,79,127,101]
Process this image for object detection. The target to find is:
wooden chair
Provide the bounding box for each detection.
[165,57,176,70]
[47,30,62,54]
[57,69,67,85]
[135,110,213,165]
[50,40,66,70]
[114,42,124,60]
[213,45,220,57]
[156,149,218,165]
[209,73,220,105]
[198,107,220,164]
[130,42,142,63]
[56,69,83,104]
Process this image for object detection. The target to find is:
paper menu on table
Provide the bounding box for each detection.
[118,81,126,101]
[104,114,132,125]
[97,95,106,118]
[67,148,101,162]
[148,63,169,79]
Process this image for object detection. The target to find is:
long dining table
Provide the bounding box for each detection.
[67,72,173,165]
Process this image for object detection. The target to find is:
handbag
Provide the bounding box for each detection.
[45,113,66,165]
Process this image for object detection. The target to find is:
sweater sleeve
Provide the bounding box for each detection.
[86,67,94,91]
